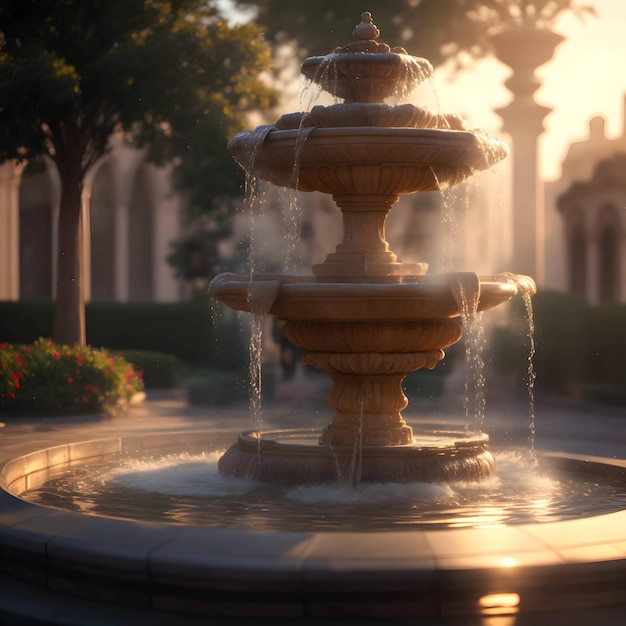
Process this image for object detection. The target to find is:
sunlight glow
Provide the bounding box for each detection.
[478,592,521,616]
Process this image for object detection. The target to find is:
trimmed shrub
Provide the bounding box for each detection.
[0,301,54,343]
[581,383,626,406]
[0,338,143,417]
[587,303,626,384]
[0,300,224,368]
[185,369,247,406]
[528,291,591,393]
[120,350,181,389]
[86,301,215,367]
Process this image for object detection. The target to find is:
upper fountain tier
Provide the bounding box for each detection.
[300,10,433,103]
[227,12,508,195]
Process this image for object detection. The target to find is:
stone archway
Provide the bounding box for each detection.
[128,165,155,301]
[563,207,587,298]
[18,162,53,299]
[89,161,116,300]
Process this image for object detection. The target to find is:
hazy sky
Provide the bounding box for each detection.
[434,0,626,181]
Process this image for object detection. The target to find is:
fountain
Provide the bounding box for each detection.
[1,13,625,624]
[209,11,533,485]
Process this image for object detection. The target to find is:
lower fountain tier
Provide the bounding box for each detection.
[208,272,525,320]
[218,429,496,485]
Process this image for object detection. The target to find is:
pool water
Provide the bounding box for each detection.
[21,449,626,531]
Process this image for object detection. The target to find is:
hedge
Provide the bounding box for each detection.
[490,290,626,398]
[0,300,248,370]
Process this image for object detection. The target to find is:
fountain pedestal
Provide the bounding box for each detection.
[312,194,427,282]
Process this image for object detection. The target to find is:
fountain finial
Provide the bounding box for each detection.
[353,11,380,41]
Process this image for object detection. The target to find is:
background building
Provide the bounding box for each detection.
[0,133,183,303]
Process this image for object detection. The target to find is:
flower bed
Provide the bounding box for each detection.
[1,338,143,416]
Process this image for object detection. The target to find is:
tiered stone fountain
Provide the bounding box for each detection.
[3,14,626,624]
[209,12,536,485]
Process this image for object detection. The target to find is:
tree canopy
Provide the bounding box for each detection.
[0,0,276,344]
[235,0,594,68]
[0,0,275,203]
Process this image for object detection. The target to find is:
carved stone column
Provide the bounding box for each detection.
[285,318,462,446]
[491,26,564,285]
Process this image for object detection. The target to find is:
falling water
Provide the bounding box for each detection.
[248,314,264,442]
[439,186,457,272]
[245,279,281,465]
[448,274,487,433]
[504,274,538,458]
[523,290,537,457]
[463,308,487,433]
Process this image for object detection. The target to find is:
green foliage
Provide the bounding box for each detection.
[85,301,215,366]
[490,291,626,398]
[492,290,591,393]
[587,303,626,384]
[0,0,275,175]
[235,0,594,67]
[0,301,55,344]
[167,205,235,289]
[531,290,591,393]
[0,0,276,204]
[0,0,277,345]
[0,300,216,368]
[119,350,181,388]
[0,338,143,417]
[184,369,246,405]
[581,383,626,407]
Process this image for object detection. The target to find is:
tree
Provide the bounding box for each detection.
[0,0,275,345]
[235,0,594,67]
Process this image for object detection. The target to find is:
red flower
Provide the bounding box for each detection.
[76,356,84,364]
[67,376,74,383]
[11,372,19,381]
[53,352,61,360]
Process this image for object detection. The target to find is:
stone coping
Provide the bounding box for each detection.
[0,430,625,621]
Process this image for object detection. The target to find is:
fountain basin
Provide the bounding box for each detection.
[228,126,508,193]
[1,430,626,621]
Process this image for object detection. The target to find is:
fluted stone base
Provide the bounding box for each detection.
[218,429,495,485]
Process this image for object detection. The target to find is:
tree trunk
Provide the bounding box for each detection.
[53,167,86,346]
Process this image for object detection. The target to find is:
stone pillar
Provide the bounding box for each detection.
[491,26,564,285]
[0,162,23,300]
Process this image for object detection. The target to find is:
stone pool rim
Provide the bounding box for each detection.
[1,429,625,621]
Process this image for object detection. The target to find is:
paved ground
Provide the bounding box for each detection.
[1,382,623,459]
